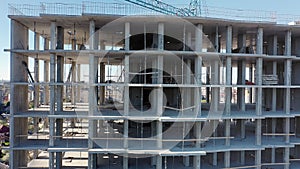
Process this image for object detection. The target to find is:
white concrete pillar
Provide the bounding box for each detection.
[211,59,219,167]
[284,148,290,169]
[99,63,105,105]
[226,26,232,53]
[272,61,277,111]
[43,60,49,105]
[215,26,219,52]
[43,38,50,105]
[225,57,231,115]
[271,148,275,163]
[10,19,29,169]
[255,58,263,116]
[257,27,263,55]
[256,78,262,150]
[71,61,76,105]
[225,58,231,169]
[237,60,246,111]
[255,28,263,169]
[34,32,40,108]
[195,24,203,52]
[240,151,245,165]
[32,31,40,160]
[194,23,203,169]
[249,65,253,103]
[123,22,130,169]
[88,19,97,169]
[49,21,56,169]
[55,25,64,169]
[71,34,77,105]
[76,64,81,103]
[155,22,164,169]
[285,30,292,56]
[255,150,261,169]
[184,59,191,167]
[194,122,201,169]
[273,35,278,55]
[284,59,292,114]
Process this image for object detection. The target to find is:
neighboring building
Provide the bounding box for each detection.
[6,2,300,169]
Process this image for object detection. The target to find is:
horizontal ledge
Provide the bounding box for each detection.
[4,49,296,59]
[8,82,300,88]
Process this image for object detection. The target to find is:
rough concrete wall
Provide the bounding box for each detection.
[10,19,29,168]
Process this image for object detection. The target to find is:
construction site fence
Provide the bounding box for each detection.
[8,1,300,24]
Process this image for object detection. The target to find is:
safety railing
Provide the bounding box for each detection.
[8,1,300,24]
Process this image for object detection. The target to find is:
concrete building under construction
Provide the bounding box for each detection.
[6,1,300,169]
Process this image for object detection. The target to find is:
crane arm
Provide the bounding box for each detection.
[124,0,195,16]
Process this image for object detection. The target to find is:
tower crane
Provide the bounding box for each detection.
[124,0,204,17]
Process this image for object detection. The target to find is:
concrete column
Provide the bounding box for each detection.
[34,32,40,108]
[271,148,275,163]
[226,26,232,53]
[195,24,203,52]
[284,59,291,113]
[272,61,277,111]
[225,28,232,159]
[193,122,201,169]
[255,28,263,169]
[194,23,202,115]
[155,22,164,169]
[183,59,191,167]
[71,61,76,105]
[71,36,77,105]
[32,31,40,159]
[285,30,292,56]
[123,22,130,169]
[193,23,203,169]
[88,20,97,169]
[99,63,105,105]
[55,25,65,169]
[255,150,261,169]
[284,148,290,169]
[225,57,232,168]
[70,60,77,128]
[43,38,50,105]
[238,33,246,50]
[268,35,277,55]
[213,152,218,166]
[239,151,245,165]
[10,19,29,169]
[284,53,292,169]
[225,57,232,115]
[76,64,81,103]
[237,34,246,111]
[49,21,56,169]
[215,26,219,52]
[249,65,253,103]
[257,27,263,55]
[240,119,245,164]
[237,60,246,111]
[211,60,219,167]
[255,58,263,149]
[44,60,50,105]
[255,57,263,116]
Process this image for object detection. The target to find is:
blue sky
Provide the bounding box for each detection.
[1,0,300,80]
